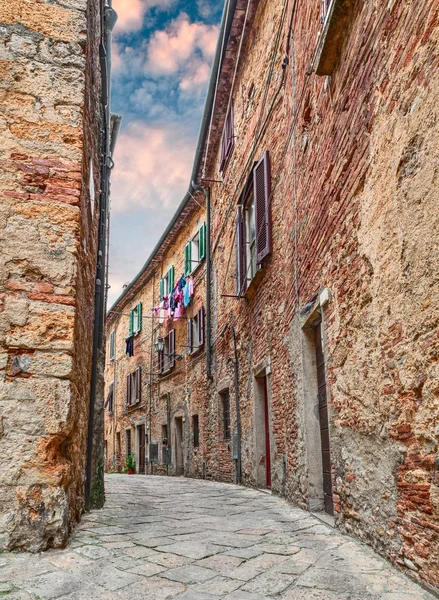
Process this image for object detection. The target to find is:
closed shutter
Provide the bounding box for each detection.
[235,207,246,295]
[110,330,115,359]
[136,367,142,403]
[137,303,142,333]
[199,223,206,261]
[168,266,175,294]
[220,104,234,172]
[126,374,131,406]
[158,350,164,374]
[198,307,205,347]
[254,151,272,264]
[187,318,193,354]
[129,310,134,336]
[169,329,176,369]
[185,242,192,276]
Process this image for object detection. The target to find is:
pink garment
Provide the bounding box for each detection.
[163,295,169,310]
[189,276,194,296]
[153,306,160,316]
[174,304,182,320]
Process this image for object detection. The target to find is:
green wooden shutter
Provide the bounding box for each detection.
[129,310,134,336]
[185,242,191,276]
[168,266,174,293]
[137,302,142,333]
[160,278,164,301]
[199,223,206,261]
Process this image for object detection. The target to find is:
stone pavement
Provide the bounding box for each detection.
[0,475,436,600]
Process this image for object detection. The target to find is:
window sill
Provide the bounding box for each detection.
[188,344,204,357]
[190,259,204,277]
[314,0,354,76]
[243,266,266,300]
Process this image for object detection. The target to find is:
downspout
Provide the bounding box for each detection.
[192,182,212,379]
[230,324,242,485]
[85,0,118,511]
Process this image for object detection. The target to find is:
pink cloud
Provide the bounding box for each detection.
[113,0,174,33]
[112,120,195,214]
[146,14,218,76]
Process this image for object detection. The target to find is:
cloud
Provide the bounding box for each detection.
[113,0,174,33]
[145,13,218,77]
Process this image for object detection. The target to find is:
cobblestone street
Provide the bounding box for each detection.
[0,475,435,600]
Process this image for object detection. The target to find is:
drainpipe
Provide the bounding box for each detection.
[230,324,242,485]
[85,0,118,511]
[191,182,212,380]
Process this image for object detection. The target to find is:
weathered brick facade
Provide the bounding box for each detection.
[0,0,105,550]
[105,0,439,592]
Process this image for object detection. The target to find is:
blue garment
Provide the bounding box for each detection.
[178,276,186,291]
[183,282,191,307]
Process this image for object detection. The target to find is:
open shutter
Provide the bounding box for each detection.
[136,367,142,403]
[168,266,174,294]
[160,278,165,300]
[169,329,175,369]
[254,151,272,264]
[187,318,193,354]
[137,303,142,333]
[158,350,164,375]
[235,207,246,295]
[185,242,192,276]
[110,330,115,359]
[220,104,234,172]
[129,310,134,336]
[199,223,206,261]
[198,306,205,347]
[126,374,130,406]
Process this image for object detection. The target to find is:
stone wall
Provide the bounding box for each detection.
[0,0,102,551]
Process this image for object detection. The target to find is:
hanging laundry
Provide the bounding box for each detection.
[178,275,186,291]
[174,304,182,320]
[189,275,194,297]
[162,295,169,310]
[183,280,191,307]
[125,335,134,357]
[153,306,160,317]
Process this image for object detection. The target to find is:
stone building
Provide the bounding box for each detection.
[0,0,117,550]
[105,0,439,592]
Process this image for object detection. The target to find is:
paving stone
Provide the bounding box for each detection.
[127,561,167,577]
[44,550,92,570]
[241,572,296,595]
[196,554,244,572]
[191,575,243,595]
[160,564,218,584]
[296,567,388,595]
[74,545,112,560]
[148,552,193,568]
[155,541,226,559]
[18,571,85,599]
[224,592,268,600]
[117,577,186,599]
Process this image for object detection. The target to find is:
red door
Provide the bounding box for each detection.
[264,377,272,489]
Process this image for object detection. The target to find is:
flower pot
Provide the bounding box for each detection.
[128,468,135,475]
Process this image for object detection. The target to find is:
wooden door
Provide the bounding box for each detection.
[138,424,146,474]
[315,321,333,515]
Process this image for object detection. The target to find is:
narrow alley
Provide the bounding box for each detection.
[0,475,435,600]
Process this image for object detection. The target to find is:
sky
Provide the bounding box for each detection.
[107,0,223,308]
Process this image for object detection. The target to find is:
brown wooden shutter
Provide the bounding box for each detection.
[126,374,130,406]
[169,330,175,368]
[187,318,193,355]
[235,207,246,295]
[136,367,142,403]
[198,307,205,347]
[220,104,234,172]
[158,350,164,374]
[254,151,272,264]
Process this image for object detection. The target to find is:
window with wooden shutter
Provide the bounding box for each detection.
[199,223,206,261]
[160,277,165,300]
[235,207,246,295]
[185,242,192,276]
[129,310,134,336]
[136,303,142,333]
[169,329,176,369]
[126,374,131,406]
[220,104,234,172]
[187,318,193,354]
[254,151,272,264]
[198,307,205,347]
[168,266,174,293]
[135,367,142,403]
[109,330,115,360]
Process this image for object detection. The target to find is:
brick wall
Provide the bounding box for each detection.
[0,0,102,551]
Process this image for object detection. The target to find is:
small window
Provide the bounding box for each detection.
[129,303,142,336]
[221,391,231,440]
[158,330,176,374]
[109,330,115,360]
[185,224,206,276]
[126,428,132,458]
[126,367,141,407]
[187,307,205,355]
[160,266,175,300]
[193,415,199,448]
[220,103,234,172]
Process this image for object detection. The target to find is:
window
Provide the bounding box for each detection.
[116,432,121,455]
[105,382,114,413]
[187,307,205,355]
[185,224,206,276]
[158,329,176,374]
[220,103,234,172]
[160,266,175,300]
[109,330,115,360]
[161,424,168,445]
[221,391,231,440]
[193,415,199,448]
[126,428,132,458]
[89,158,95,215]
[235,151,272,295]
[314,0,353,76]
[129,303,142,336]
[126,366,142,407]
[321,0,333,23]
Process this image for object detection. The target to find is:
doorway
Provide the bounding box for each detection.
[137,424,146,474]
[174,417,184,476]
[314,320,333,515]
[254,374,272,489]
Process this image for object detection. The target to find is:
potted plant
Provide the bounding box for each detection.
[124,454,136,475]
[162,437,168,446]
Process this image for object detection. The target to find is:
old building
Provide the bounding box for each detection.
[105,0,439,592]
[0,0,117,550]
